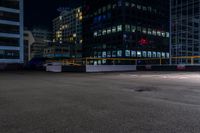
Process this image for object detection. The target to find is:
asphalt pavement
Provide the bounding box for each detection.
[0,71,200,133]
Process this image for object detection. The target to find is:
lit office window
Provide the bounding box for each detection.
[131,26,136,32]
[166,32,169,38]
[98,60,102,65]
[157,31,161,36]
[137,5,141,10]
[142,28,147,34]
[166,53,170,58]
[148,28,152,35]
[148,51,152,58]
[107,51,111,57]
[142,51,147,57]
[125,50,131,57]
[102,51,107,57]
[153,52,157,58]
[143,6,147,11]
[152,30,156,36]
[137,51,142,57]
[107,28,111,34]
[94,32,97,37]
[112,26,117,33]
[98,30,102,36]
[161,32,165,37]
[125,2,129,7]
[117,25,122,32]
[112,51,117,57]
[125,25,131,32]
[157,52,161,58]
[131,3,135,7]
[137,26,141,32]
[102,59,107,64]
[98,52,102,58]
[117,50,122,57]
[162,52,165,58]
[102,29,107,35]
[131,50,136,57]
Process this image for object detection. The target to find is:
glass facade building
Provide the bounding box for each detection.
[0,0,24,64]
[171,0,200,64]
[83,0,169,65]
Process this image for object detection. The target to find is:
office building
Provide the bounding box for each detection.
[83,0,170,65]
[53,7,83,58]
[171,0,200,64]
[0,0,24,65]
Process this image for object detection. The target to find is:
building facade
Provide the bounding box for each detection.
[171,0,200,64]
[83,0,170,65]
[0,0,24,64]
[53,7,83,58]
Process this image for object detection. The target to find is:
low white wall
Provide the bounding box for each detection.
[86,65,136,72]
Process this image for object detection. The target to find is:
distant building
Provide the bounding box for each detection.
[171,0,200,64]
[83,0,170,65]
[0,0,24,66]
[53,7,83,58]
[43,44,70,59]
[24,31,34,64]
[30,28,52,59]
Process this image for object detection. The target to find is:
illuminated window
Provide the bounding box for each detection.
[166,32,169,38]
[125,25,131,32]
[157,52,161,58]
[98,60,101,65]
[125,50,130,57]
[102,59,107,64]
[107,28,111,34]
[142,28,147,34]
[157,31,161,36]
[161,32,165,37]
[125,2,129,7]
[98,52,102,58]
[148,51,152,58]
[143,6,147,11]
[148,28,152,35]
[131,51,136,57]
[166,53,170,58]
[112,51,117,57]
[137,5,141,10]
[153,52,157,58]
[137,26,141,32]
[117,25,122,32]
[102,51,107,57]
[162,52,165,58]
[137,51,142,57]
[102,29,107,35]
[94,32,97,36]
[131,26,136,32]
[112,26,117,33]
[117,50,122,57]
[152,30,156,36]
[107,51,111,57]
[142,51,147,57]
[131,3,135,7]
[98,30,102,36]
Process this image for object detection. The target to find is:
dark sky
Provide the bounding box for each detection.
[24,0,68,30]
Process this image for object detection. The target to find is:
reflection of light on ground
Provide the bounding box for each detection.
[127,72,200,83]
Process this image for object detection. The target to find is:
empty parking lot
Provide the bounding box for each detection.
[0,71,200,133]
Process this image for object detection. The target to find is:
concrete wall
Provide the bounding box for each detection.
[86,65,136,72]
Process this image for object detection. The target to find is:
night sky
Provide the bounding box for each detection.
[24,0,68,30]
